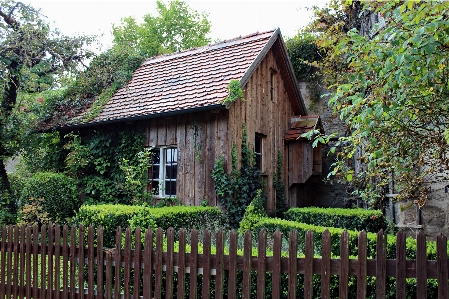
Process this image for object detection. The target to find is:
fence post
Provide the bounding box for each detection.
[437,233,448,298]
[257,229,267,299]
[189,229,198,299]
[215,230,225,299]
[143,228,153,299]
[357,230,367,299]
[304,230,314,299]
[166,227,175,299]
[154,228,163,299]
[97,226,104,299]
[202,229,212,299]
[123,227,131,299]
[375,230,386,299]
[416,230,427,299]
[228,230,237,299]
[321,229,331,299]
[272,229,282,299]
[114,227,122,299]
[339,230,349,299]
[177,229,186,299]
[87,225,95,299]
[133,227,141,299]
[396,230,406,299]
[242,230,252,299]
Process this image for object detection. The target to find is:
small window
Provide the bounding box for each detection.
[148,147,177,197]
[255,135,263,171]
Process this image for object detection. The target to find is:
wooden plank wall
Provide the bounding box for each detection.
[144,111,228,206]
[228,47,296,213]
[143,46,299,210]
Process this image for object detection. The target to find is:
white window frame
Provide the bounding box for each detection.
[148,146,177,198]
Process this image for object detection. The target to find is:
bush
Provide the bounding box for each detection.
[285,207,388,233]
[129,206,225,234]
[239,189,267,234]
[20,172,79,224]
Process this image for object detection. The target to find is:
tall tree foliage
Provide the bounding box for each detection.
[112,0,211,57]
[0,0,94,215]
[306,1,449,205]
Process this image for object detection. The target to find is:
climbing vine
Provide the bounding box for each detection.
[272,151,287,218]
[211,127,266,228]
[221,79,245,109]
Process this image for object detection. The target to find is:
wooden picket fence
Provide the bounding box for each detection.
[0,224,447,299]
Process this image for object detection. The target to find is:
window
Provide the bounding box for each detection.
[255,135,263,172]
[148,147,178,197]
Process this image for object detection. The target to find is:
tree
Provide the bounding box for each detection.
[112,0,211,57]
[306,1,449,206]
[0,0,94,217]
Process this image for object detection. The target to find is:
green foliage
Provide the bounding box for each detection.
[72,204,150,247]
[221,80,245,108]
[212,128,266,229]
[112,0,211,57]
[239,189,267,234]
[286,32,324,82]
[0,0,94,214]
[20,172,79,224]
[285,207,388,233]
[272,151,287,218]
[307,1,449,205]
[63,129,147,204]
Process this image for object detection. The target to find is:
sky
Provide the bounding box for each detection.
[23,0,328,52]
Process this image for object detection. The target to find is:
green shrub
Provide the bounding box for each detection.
[72,204,152,247]
[20,172,79,224]
[285,207,388,233]
[129,206,225,234]
[239,189,267,234]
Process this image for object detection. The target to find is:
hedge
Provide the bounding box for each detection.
[285,207,388,233]
[20,172,80,224]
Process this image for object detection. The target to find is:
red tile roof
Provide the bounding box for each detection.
[87,30,276,123]
[284,115,322,141]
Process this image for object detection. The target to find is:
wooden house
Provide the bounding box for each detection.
[61,29,323,211]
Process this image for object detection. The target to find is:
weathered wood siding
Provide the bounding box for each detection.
[144,110,228,206]
[227,46,299,212]
[143,44,302,210]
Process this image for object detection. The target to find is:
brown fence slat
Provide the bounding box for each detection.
[177,229,186,299]
[97,227,104,299]
[339,230,349,299]
[79,224,85,299]
[123,227,131,299]
[87,225,94,299]
[0,226,6,298]
[257,229,267,299]
[13,225,19,299]
[215,230,224,299]
[40,225,47,299]
[437,233,448,299]
[54,225,61,299]
[33,225,39,299]
[114,227,122,299]
[357,230,367,299]
[304,230,314,299]
[228,230,237,299]
[47,224,54,299]
[272,229,282,299]
[19,225,26,298]
[396,230,406,299]
[6,225,12,299]
[189,229,199,299]
[416,230,427,299]
[105,251,112,299]
[154,228,163,299]
[288,230,298,299]
[166,228,175,299]
[133,227,141,299]
[62,226,69,299]
[202,229,211,299]
[376,230,386,299]
[25,225,32,299]
[321,229,331,299]
[242,230,252,299]
[143,228,153,299]
[69,226,76,299]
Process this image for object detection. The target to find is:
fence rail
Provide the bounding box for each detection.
[0,224,447,298]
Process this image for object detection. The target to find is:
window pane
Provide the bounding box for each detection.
[255,154,262,170]
[166,148,178,164]
[151,165,159,179]
[151,180,160,194]
[165,165,177,180]
[165,181,176,196]
[151,149,160,164]
[255,138,261,153]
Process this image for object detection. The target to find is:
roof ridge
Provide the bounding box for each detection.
[142,29,276,65]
